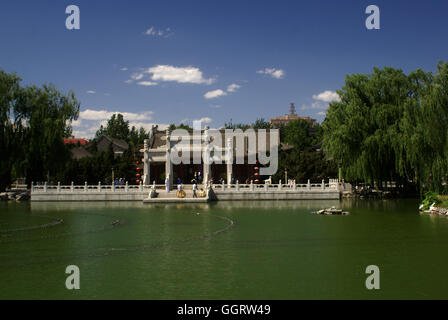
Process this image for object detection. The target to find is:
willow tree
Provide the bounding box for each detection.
[0,71,23,190]
[323,62,448,192]
[398,62,448,192]
[0,69,79,190]
[323,67,411,188]
[21,85,80,184]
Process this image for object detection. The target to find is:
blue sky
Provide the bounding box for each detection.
[1,0,448,137]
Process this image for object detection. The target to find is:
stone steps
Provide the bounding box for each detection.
[144,189,208,203]
[155,190,201,199]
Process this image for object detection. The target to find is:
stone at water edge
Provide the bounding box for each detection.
[15,192,30,201]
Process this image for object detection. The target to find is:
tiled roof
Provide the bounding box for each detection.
[63,138,89,145]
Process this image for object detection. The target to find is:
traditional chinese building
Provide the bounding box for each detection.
[139,126,279,187]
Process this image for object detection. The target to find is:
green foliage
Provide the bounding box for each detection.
[0,70,79,190]
[61,145,137,185]
[420,192,441,210]
[252,118,271,129]
[225,118,271,130]
[169,123,193,131]
[23,85,79,184]
[283,119,317,151]
[96,113,129,141]
[0,70,22,191]
[128,125,150,151]
[323,62,448,193]
[96,113,150,153]
[273,120,336,182]
[273,149,337,183]
[224,121,251,130]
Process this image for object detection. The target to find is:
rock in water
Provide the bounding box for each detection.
[312,207,350,215]
[15,192,30,201]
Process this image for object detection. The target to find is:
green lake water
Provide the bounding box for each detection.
[1,199,447,299]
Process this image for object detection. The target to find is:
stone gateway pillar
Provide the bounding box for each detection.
[202,127,211,187]
[165,128,173,188]
[226,138,233,186]
[142,139,150,185]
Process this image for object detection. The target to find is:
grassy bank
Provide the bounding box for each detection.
[420,192,448,210]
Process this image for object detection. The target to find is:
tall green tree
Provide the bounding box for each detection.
[0,71,23,190]
[253,118,271,129]
[22,85,80,184]
[323,62,448,192]
[96,113,130,141]
[283,119,315,151]
[0,70,79,190]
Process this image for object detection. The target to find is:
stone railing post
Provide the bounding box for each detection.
[57,182,61,192]
[125,181,129,192]
[71,182,74,192]
[31,182,34,192]
[139,181,143,192]
[278,180,282,190]
[236,180,239,191]
[251,180,254,191]
[85,182,88,192]
[98,181,101,192]
[112,181,115,192]
[264,183,268,191]
[222,180,225,190]
[307,179,311,190]
[44,182,48,192]
[322,179,325,190]
[293,180,296,191]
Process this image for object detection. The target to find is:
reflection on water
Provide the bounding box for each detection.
[3,198,448,299]
[30,199,342,212]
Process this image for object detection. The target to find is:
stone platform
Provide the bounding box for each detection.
[31,181,342,202]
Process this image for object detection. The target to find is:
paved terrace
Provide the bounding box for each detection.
[30,179,341,202]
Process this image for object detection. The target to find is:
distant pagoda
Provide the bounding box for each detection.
[269,103,317,128]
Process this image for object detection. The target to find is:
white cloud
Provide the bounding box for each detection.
[298,90,340,115]
[196,117,212,124]
[125,72,146,84]
[120,67,128,71]
[227,83,241,92]
[312,90,341,103]
[178,117,213,125]
[146,65,215,85]
[79,109,153,121]
[128,121,169,131]
[71,119,82,127]
[204,89,227,99]
[310,101,327,109]
[257,68,284,79]
[137,81,158,86]
[131,73,144,81]
[145,26,172,37]
[87,90,96,94]
[70,108,169,139]
[204,83,240,100]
